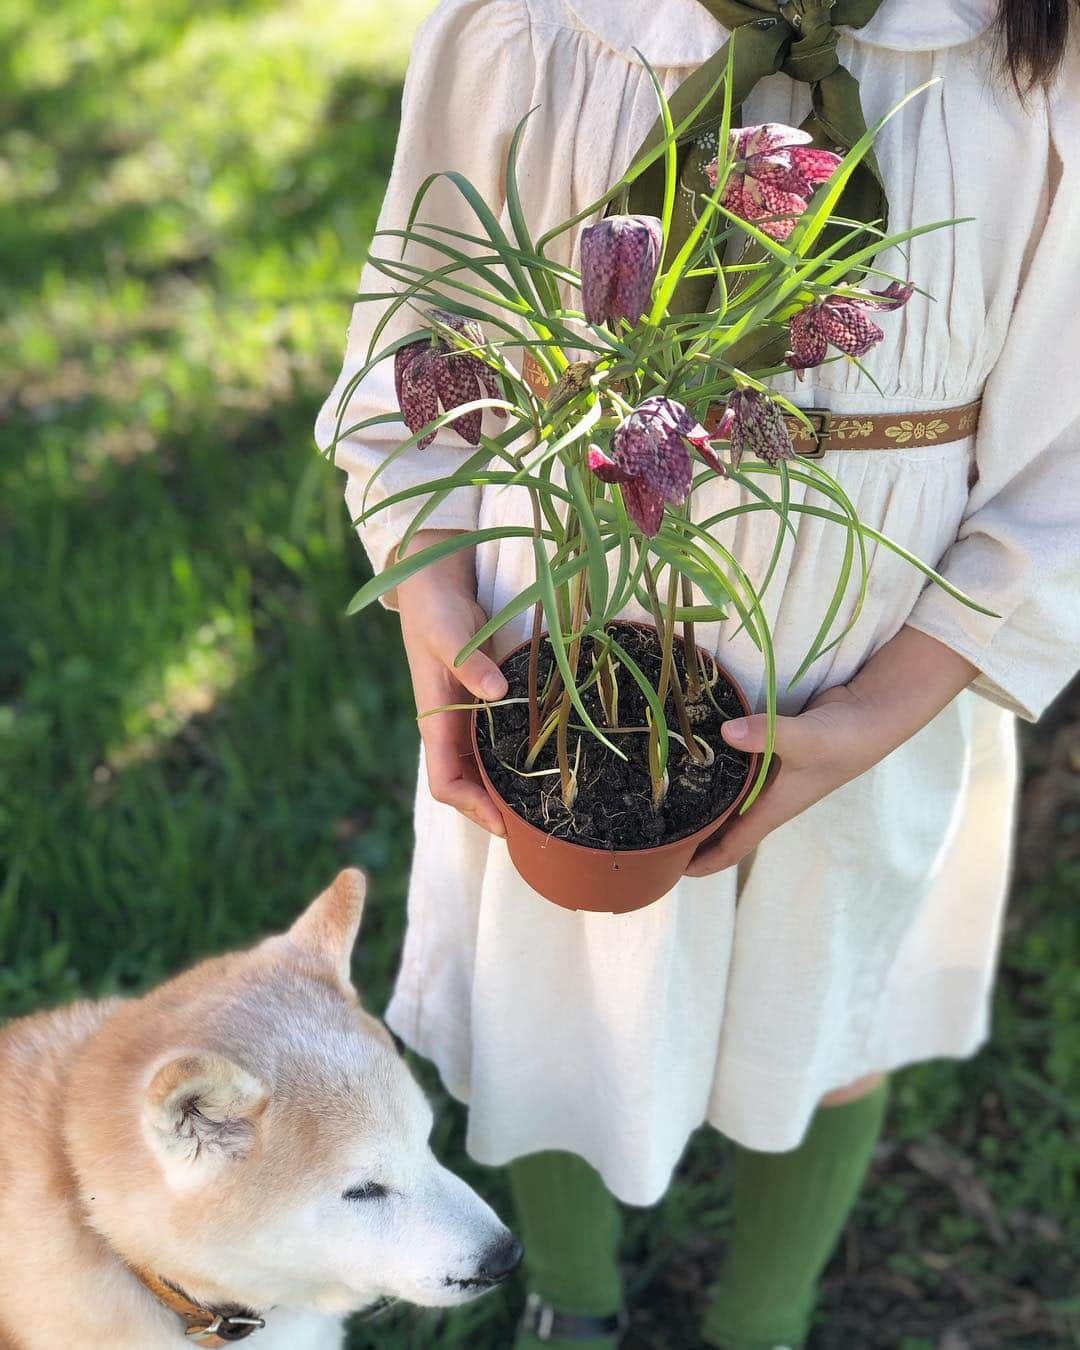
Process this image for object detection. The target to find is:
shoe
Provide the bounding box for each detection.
[518,1293,628,1343]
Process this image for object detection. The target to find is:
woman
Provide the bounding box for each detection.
[316,2,1080,1346]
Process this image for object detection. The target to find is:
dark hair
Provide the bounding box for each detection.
[998,0,1075,88]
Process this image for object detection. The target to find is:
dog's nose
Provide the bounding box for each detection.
[478,1232,524,1284]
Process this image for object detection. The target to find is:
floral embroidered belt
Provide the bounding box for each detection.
[521,354,980,461]
[703,399,982,459]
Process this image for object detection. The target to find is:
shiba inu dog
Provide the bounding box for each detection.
[0,869,521,1349]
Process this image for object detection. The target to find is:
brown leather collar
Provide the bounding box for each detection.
[127,1264,266,1344]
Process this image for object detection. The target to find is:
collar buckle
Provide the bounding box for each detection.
[186,1312,267,1342]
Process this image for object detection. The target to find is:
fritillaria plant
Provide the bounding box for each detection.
[332,61,991,822]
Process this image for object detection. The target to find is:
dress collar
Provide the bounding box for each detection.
[847,0,996,52]
[560,0,996,67]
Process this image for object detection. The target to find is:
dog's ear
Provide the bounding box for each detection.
[144,1052,269,1182]
[288,867,367,986]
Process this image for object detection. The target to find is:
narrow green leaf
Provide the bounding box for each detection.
[605,634,670,778]
[454,547,593,666]
[565,462,609,623]
[352,467,574,529]
[534,538,624,759]
[346,526,540,614]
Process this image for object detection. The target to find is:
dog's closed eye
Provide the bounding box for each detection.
[342,1182,389,1202]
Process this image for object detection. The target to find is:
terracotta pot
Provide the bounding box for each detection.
[470,627,761,915]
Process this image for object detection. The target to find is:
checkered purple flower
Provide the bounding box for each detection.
[580,215,664,328]
[394,310,503,448]
[586,397,724,536]
[786,282,915,376]
[712,389,795,471]
[705,123,841,242]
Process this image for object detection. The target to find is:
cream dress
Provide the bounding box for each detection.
[316,0,1080,1204]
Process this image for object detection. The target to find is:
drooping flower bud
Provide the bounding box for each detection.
[580,215,663,328]
[393,310,504,447]
[394,340,440,447]
[786,283,914,376]
[586,396,720,536]
[544,360,596,415]
[719,389,795,471]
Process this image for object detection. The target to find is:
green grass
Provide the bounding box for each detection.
[1,3,1077,1346]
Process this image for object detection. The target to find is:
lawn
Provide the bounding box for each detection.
[0,3,1076,1346]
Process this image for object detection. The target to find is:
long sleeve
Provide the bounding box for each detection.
[906,55,1080,722]
[314,0,535,594]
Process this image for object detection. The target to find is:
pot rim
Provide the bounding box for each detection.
[469,620,762,860]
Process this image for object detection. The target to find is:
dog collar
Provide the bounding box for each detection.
[127,1265,266,1344]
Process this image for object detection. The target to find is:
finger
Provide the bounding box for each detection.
[421,709,506,836]
[721,711,814,758]
[430,631,508,703]
[424,737,506,835]
[453,648,509,703]
[433,772,507,836]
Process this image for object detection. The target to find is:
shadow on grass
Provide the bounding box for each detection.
[2,3,1077,1346]
[0,401,408,988]
[0,11,404,287]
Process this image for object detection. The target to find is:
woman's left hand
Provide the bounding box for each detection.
[685,625,979,876]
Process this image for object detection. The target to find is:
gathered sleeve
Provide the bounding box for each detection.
[314,0,535,593]
[906,62,1080,722]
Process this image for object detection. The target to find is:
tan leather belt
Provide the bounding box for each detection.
[705,399,982,458]
[521,353,980,459]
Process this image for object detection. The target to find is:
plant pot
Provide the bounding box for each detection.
[470,624,760,915]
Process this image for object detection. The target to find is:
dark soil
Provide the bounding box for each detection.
[476,621,752,850]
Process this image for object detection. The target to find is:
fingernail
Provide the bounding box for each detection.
[482,675,507,699]
[723,718,747,743]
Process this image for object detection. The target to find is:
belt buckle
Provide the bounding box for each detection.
[796,407,831,458]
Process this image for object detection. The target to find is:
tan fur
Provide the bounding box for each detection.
[286,869,367,989]
[0,870,515,1350]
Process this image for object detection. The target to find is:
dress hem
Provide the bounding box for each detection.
[385,971,993,1208]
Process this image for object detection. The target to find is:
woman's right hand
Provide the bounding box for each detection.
[396,530,509,835]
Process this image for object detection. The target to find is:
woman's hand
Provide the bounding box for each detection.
[396,530,508,836]
[686,626,979,876]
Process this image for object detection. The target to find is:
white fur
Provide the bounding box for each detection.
[0,871,518,1349]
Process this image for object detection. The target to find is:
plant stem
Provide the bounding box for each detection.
[642,555,706,807]
[556,547,590,808]
[527,599,542,749]
[539,661,564,726]
[555,689,574,806]
[667,650,699,757]
[681,570,702,699]
[644,562,674,807]
[522,706,560,769]
[594,636,618,726]
[526,492,544,751]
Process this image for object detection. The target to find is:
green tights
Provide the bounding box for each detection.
[508,1081,888,1350]
[508,1150,623,1350]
